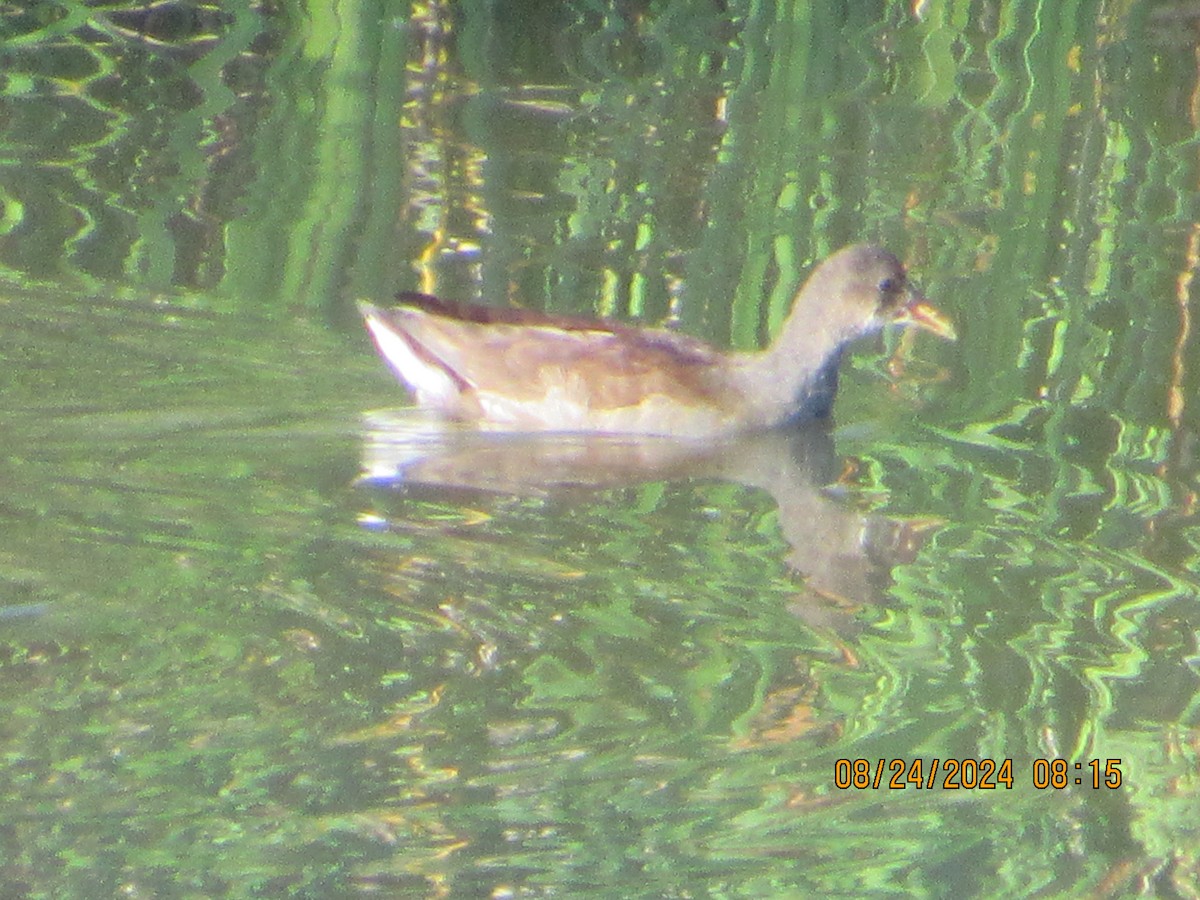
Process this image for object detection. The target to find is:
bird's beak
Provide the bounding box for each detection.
[895,290,956,340]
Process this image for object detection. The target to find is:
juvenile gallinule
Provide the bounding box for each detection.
[359,244,953,437]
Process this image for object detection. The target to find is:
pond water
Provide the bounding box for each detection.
[2,2,1198,897]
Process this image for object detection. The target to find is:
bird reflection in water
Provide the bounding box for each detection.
[356,410,938,641]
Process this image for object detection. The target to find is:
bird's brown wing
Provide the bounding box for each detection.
[377,299,742,432]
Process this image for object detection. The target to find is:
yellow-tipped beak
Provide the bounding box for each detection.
[895,298,956,340]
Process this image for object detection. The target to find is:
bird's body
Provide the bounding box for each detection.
[359,244,953,437]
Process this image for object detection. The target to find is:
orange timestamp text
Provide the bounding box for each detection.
[833,758,1124,790]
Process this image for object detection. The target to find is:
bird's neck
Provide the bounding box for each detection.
[731,290,858,426]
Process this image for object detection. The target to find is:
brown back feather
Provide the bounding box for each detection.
[394,291,720,369]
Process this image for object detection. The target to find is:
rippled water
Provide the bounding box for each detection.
[2,2,1199,897]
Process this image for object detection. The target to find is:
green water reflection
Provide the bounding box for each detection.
[2,1,1199,896]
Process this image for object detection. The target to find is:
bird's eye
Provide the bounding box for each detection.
[878,277,898,294]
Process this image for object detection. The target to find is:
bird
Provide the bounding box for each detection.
[358,244,954,438]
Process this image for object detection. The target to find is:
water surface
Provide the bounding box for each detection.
[2,2,1198,896]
